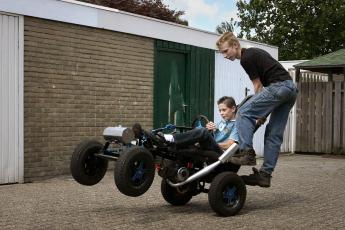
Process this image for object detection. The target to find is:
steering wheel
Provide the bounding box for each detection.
[191,115,210,128]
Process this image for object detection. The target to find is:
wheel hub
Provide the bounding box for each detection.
[223,185,239,207]
[132,161,146,184]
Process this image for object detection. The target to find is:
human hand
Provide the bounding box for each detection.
[206,122,217,132]
[256,117,266,126]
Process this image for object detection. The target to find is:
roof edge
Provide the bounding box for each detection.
[63,0,279,49]
[0,0,278,54]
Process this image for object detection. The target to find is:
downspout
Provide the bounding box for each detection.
[292,68,300,153]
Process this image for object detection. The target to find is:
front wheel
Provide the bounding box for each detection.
[114,147,155,197]
[208,172,246,216]
[70,140,108,186]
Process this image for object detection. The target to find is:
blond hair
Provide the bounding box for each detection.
[216,32,240,49]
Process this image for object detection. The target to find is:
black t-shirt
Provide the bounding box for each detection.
[240,48,291,86]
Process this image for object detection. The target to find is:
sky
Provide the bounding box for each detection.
[162,0,239,34]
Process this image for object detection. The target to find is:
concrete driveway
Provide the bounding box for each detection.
[1,154,345,229]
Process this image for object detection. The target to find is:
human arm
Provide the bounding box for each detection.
[252,78,263,94]
[216,121,239,150]
[241,49,263,93]
[218,139,236,150]
[251,78,267,125]
[206,121,217,132]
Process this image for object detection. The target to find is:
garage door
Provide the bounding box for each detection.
[0,13,23,184]
[214,52,266,156]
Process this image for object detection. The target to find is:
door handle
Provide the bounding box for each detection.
[183,104,188,113]
[245,87,250,97]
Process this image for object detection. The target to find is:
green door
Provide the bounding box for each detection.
[154,51,187,128]
[154,40,215,129]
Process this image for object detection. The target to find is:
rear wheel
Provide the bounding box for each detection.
[114,147,155,197]
[161,179,195,206]
[70,140,108,186]
[208,172,246,216]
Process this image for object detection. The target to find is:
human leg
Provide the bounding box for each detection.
[242,81,298,187]
[173,128,221,153]
[235,88,279,151]
[232,80,297,166]
[241,100,295,187]
[260,93,297,174]
[232,88,279,165]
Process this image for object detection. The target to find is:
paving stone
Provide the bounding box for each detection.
[1,154,345,229]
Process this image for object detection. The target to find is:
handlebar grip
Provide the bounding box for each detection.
[152,124,176,133]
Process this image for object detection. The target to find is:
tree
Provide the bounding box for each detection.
[235,0,345,60]
[78,0,188,25]
[216,18,236,34]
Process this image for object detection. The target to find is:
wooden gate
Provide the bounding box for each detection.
[295,81,345,153]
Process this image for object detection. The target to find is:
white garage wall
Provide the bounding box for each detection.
[0,13,24,184]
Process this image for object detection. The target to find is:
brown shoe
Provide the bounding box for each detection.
[230,149,256,165]
[241,167,271,187]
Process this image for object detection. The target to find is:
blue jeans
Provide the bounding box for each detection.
[236,80,298,174]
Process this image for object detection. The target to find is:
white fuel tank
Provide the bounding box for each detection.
[103,126,135,144]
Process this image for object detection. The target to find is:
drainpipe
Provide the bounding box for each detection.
[291,68,300,153]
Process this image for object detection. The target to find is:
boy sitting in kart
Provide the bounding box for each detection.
[164,96,239,154]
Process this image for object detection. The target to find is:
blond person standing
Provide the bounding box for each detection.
[216,32,298,187]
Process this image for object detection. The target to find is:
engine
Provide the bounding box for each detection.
[158,160,193,183]
[176,167,190,182]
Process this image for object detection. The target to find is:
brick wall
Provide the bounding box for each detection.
[24,17,154,181]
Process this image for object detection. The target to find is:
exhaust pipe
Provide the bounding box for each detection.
[167,144,239,187]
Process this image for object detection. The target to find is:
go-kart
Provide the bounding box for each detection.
[70,96,263,217]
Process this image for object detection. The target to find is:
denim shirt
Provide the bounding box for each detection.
[213,119,239,143]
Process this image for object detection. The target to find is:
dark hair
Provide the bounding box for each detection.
[217,96,236,111]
